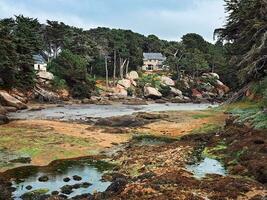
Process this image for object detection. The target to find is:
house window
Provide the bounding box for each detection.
[147,65,153,70]
[38,65,41,70]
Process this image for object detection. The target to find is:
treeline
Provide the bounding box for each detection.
[0,16,229,95]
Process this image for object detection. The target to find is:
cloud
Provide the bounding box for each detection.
[0,0,226,42]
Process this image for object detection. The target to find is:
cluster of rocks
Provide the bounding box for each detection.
[101,71,229,103]
[0,90,28,125]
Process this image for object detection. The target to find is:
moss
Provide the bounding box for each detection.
[192,113,212,119]
[203,143,227,159]
[190,123,222,135]
[133,134,178,144]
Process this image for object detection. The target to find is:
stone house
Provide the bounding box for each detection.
[142,53,167,71]
[33,55,47,72]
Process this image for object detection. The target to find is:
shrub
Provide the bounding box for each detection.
[159,85,171,97]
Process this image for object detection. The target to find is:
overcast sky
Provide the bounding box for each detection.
[0,0,226,42]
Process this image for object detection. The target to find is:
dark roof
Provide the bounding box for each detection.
[143,53,166,61]
[33,55,46,64]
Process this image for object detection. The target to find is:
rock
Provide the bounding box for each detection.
[170,96,185,103]
[191,89,203,99]
[61,185,73,195]
[0,115,9,125]
[170,87,183,96]
[73,175,82,181]
[210,73,220,79]
[113,85,128,97]
[117,79,132,89]
[144,86,162,99]
[126,71,139,80]
[63,177,71,182]
[38,175,49,182]
[216,80,230,93]
[81,182,92,188]
[201,82,215,92]
[155,99,167,104]
[25,185,32,190]
[183,96,191,102]
[3,106,17,112]
[0,91,27,109]
[51,191,59,195]
[10,157,31,164]
[160,76,175,86]
[202,72,220,80]
[37,71,54,80]
[0,106,7,115]
[95,115,145,127]
[105,177,127,194]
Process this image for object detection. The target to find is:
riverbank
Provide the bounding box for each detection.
[0,101,266,199]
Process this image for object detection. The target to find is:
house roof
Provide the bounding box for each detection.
[143,53,166,61]
[33,54,46,64]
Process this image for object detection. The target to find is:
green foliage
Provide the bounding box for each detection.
[229,104,267,130]
[138,74,161,89]
[49,50,95,98]
[215,0,267,85]
[0,15,43,89]
[127,87,134,97]
[159,85,171,97]
[51,76,67,90]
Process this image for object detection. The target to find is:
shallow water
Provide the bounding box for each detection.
[9,159,112,199]
[186,157,226,179]
[8,103,216,121]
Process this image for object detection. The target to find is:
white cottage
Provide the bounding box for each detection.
[33,55,47,72]
[142,53,167,71]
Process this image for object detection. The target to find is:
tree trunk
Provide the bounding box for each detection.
[125,59,129,77]
[113,50,117,86]
[119,57,127,79]
[105,56,109,88]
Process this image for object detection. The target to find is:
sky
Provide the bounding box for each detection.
[0,0,226,42]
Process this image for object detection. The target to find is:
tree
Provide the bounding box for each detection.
[0,18,18,88]
[214,0,267,85]
[49,50,95,98]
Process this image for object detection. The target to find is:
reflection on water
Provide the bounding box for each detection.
[6,158,112,199]
[186,157,226,179]
[8,103,216,121]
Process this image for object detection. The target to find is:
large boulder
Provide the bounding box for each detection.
[170,87,183,97]
[37,71,54,80]
[113,85,128,97]
[117,79,132,89]
[126,71,139,80]
[215,80,230,93]
[202,72,220,80]
[0,91,27,109]
[160,76,175,86]
[144,86,162,99]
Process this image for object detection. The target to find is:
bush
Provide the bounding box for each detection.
[127,87,135,97]
[51,76,67,90]
[159,85,171,97]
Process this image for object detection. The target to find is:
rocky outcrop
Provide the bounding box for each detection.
[170,87,183,97]
[37,71,54,81]
[160,76,175,86]
[0,91,27,109]
[144,86,162,99]
[126,71,139,80]
[118,79,132,89]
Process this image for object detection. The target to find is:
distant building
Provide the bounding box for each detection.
[142,53,167,71]
[33,55,47,72]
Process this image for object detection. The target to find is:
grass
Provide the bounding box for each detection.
[203,142,227,159]
[190,123,222,135]
[0,125,99,170]
[191,113,213,119]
